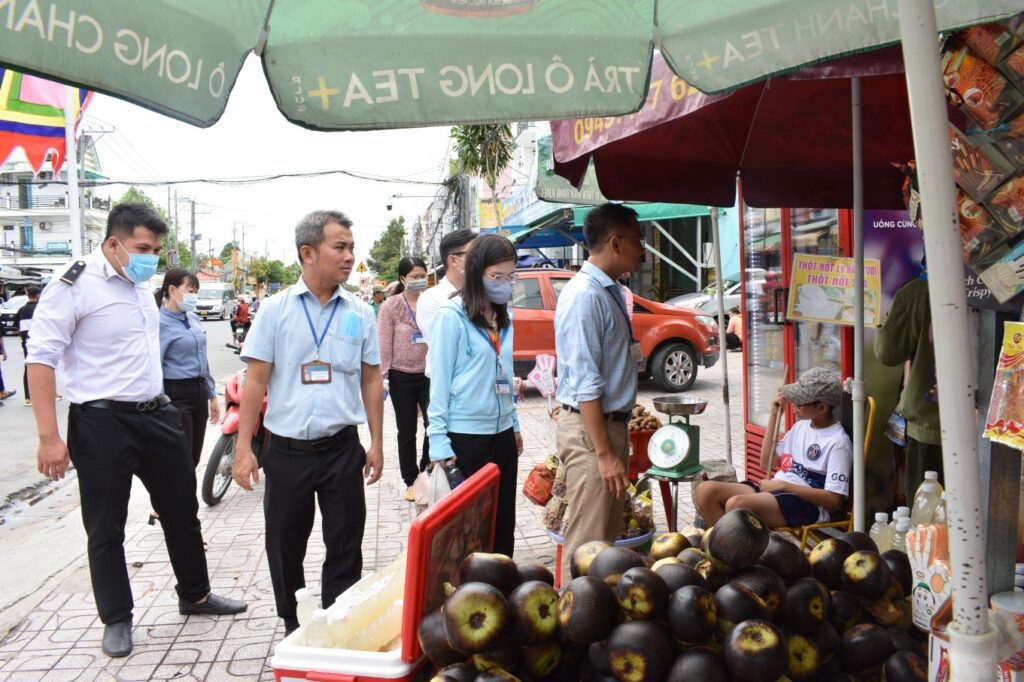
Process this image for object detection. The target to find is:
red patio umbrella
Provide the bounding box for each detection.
[551,47,916,209]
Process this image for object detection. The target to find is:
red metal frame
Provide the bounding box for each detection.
[738,191,856,482]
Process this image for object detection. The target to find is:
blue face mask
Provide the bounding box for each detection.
[116,240,159,283]
[178,292,198,312]
[483,278,514,305]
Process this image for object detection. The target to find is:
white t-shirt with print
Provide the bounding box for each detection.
[774,420,852,523]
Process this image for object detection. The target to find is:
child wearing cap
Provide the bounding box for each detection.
[696,367,852,528]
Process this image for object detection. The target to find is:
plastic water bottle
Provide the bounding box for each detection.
[932,492,947,526]
[304,609,332,648]
[910,482,940,526]
[444,461,466,489]
[295,588,316,629]
[889,517,912,554]
[869,513,893,552]
[888,506,910,539]
[915,470,944,502]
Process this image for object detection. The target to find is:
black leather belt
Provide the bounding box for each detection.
[164,377,205,386]
[561,404,631,423]
[271,426,357,451]
[79,395,171,412]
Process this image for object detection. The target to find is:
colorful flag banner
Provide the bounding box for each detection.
[0,68,91,174]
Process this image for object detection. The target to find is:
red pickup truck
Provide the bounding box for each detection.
[511,269,720,392]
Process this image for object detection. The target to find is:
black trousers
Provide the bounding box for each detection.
[726,332,743,350]
[68,403,210,624]
[448,428,518,558]
[21,335,29,399]
[388,369,430,486]
[263,427,366,623]
[165,378,210,468]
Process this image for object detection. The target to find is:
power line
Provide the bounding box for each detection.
[11,168,447,188]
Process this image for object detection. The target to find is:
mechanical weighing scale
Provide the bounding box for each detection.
[638,396,708,531]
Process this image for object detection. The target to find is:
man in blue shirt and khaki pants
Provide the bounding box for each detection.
[233,210,384,635]
[555,203,645,579]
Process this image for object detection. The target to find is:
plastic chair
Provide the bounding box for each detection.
[778,395,875,551]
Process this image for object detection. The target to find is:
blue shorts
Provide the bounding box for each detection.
[742,481,822,526]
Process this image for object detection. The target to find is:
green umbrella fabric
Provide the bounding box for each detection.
[0,0,654,129]
[2,1,1021,130]
[658,0,1024,94]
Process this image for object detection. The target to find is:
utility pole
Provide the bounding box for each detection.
[264,239,269,260]
[189,199,196,269]
[167,186,176,266]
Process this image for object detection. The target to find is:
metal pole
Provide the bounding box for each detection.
[189,199,196,269]
[897,0,995,675]
[710,208,732,464]
[63,86,82,259]
[851,76,866,533]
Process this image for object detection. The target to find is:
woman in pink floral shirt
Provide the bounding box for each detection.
[379,257,431,500]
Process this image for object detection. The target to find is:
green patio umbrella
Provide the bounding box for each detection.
[3,0,1022,675]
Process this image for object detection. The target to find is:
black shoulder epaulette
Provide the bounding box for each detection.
[60,260,86,285]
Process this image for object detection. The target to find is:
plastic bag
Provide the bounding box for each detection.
[412,470,431,506]
[428,464,451,507]
[522,456,558,506]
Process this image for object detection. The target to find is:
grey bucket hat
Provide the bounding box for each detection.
[782,367,843,407]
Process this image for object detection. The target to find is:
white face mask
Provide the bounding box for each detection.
[405,278,428,293]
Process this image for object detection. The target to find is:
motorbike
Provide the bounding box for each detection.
[201,367,268,506]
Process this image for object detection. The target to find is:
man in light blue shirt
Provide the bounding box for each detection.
[555,203,644,578]
[233,210,384,635]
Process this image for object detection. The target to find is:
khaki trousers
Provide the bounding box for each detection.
[557,410,629,579]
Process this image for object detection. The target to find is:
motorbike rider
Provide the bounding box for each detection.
[231,295,251,340]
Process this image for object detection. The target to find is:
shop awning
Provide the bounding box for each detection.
[572,203,709,226]
[484,207,583,250]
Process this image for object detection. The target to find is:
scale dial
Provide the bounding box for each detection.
[648,425,692,470]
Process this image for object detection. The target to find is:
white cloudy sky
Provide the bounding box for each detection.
[84,54,452,268]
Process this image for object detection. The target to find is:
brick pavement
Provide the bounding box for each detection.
[0,353,744,681]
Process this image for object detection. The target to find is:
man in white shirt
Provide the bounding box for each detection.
[26,203,246,659]
[416,229,477,377]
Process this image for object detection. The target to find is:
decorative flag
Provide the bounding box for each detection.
[0,68,92,175]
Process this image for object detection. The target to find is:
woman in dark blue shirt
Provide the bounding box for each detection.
[157,269,220,471]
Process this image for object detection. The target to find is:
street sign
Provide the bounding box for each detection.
[356,261,367,273]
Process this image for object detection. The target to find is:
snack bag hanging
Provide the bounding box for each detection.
[983,321,1024,448]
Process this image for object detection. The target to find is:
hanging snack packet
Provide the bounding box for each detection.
[986,175,1024,232]
[943,42,1024,130]
[983,321,1024,448]
[1002,43,1024,91]
[950,124,1014,199]
[962,22,1021,64]
[979,239,1024,303]
[991,110,1024,167]
[958,189,1017,269]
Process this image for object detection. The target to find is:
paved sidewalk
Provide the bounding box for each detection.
[0,354,744,681]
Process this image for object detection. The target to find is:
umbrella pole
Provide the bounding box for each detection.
[897,0,996,676]
[709,208,732,464]
[851,76,866,533]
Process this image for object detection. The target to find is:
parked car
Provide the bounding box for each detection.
[0,295,28,335]
[695,293,742,320]
[665,275,742,309]
[510,269,719,392]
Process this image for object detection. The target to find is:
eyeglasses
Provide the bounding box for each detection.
[487,273,520,284]
[606,233,645,248]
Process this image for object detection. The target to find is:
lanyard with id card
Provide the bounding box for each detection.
[477,325,511,395]
[300,295,341,384]
[604,282,643,367]
[402,294,426,344]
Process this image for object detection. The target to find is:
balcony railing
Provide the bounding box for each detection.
[0,195,112,211]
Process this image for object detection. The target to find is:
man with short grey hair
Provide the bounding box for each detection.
[233,209,384,634]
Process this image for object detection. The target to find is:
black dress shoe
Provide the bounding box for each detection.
[178,593,248,616]
[284,618,299,636]
[102,619,133,657]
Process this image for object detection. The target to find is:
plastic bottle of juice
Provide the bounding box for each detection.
[910,482,940,526]
[295,588,316,629]
[889,517,912,554]
[915,471,944,502]
[932,492,947,526]
[869,512,893,552]
[304,609,332,648]
[888,506,910,538]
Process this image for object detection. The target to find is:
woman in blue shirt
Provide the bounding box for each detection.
[427,234,522,557]
[157,269,220,471]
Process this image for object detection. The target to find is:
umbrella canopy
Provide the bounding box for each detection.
[0,1,1021,130]
[551,48,915,209]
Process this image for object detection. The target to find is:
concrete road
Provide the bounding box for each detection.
[0,318,243,635]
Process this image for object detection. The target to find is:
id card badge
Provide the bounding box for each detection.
[301,360,333,384]
[629,341,642,364]
[495,378,512,395]
[411,331,426,344]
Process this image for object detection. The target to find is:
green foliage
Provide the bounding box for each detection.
[159,240,192,269]
[219,242,235,261]
[247,257,292,284]
[367,216,406,282]
[284,263,302,284]
[451,124,515,227]
[117,186,169,220]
